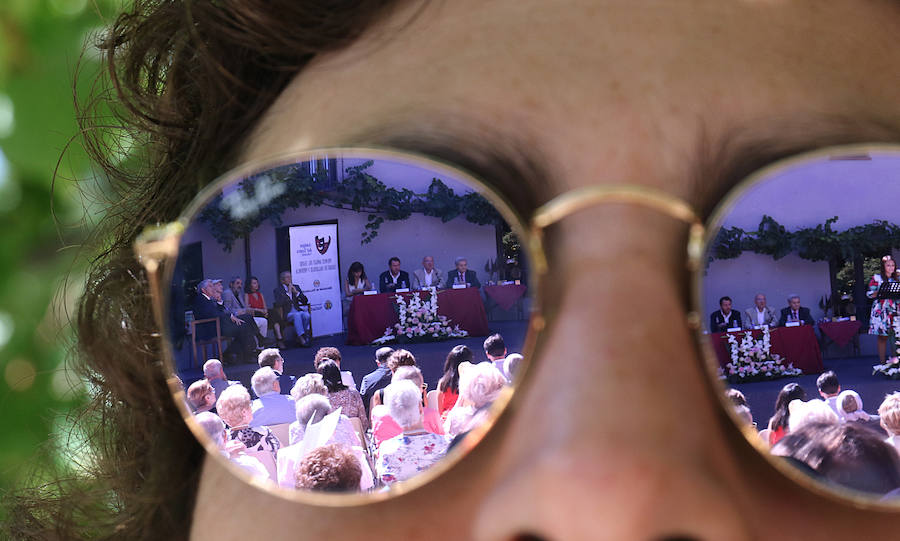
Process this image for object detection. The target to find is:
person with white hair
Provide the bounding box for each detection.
[371,365,443,446]
[375,380,450,486]
[287,374,360,448]
[187,379,216,414]
[447,256,480,288]
[202,359,238,400]
[195,412,269,480]
[276,394,373,491]
[787,399,840,434]
[249,367,296,427]
[503,353,523,384]
[217,385,280,462]
[444,361,508,437]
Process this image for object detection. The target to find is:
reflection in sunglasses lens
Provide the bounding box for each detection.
[166,151,533,496]
[702,147,900,501]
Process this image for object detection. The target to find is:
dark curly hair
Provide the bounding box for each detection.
[2,1,407,539]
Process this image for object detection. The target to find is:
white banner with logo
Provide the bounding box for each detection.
[288,222,342,337]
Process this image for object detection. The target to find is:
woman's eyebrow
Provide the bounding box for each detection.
[690,115,900,218]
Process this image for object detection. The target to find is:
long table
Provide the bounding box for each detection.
[710,325,823,374]
[346,287,490,345]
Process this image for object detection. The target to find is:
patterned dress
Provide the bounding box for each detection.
[230,426,281,455]
[868,274,899,336]
[375,431,450,485]
[328,388,370,432]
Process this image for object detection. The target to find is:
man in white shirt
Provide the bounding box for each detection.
[412,255,444,290]
[743,293,778,329]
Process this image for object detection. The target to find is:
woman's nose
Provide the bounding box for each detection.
[472,210,752,540]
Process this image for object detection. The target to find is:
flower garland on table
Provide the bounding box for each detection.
[723,326,802,383]
[872,318,900,379]
[371,287,469,344]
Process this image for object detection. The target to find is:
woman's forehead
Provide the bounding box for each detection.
[241,0,900,201]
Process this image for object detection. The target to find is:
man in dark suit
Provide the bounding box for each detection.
[709,295,742,333]
[360,347,394,415]
[192,279,257,363]
[273,271,311,346]
[447,257,481,288]
[378,256,411,293]
[777,294,816,326]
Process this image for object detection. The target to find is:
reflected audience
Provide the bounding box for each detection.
[767,383,807,446]
[249,367,295,427]
[376,380,450,486]
[187,380,216,414]
[444,361,507,437]
[816,371,842,416]
[360,347,394,416]
[216,384,281,480]
[369,349,417,411]
[195,412,269,480]
[295,444,364,492]
[879,392,900,454]
[257,348,295,396]
[203,359,238,400]
[371,365,443,447]
[318,359,369,433]
[437,345,472,421]
[288,373,359,448]
[314,346,356,391]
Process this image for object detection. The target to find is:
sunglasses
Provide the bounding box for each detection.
[134,143,900,508]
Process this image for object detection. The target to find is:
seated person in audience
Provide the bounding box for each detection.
[777,294,816,327]
[503,354,523,384]
[743,293,778,329]
[249,367,296,428]
[816,371,841,416]
[203,359,238,400]
[725,388,748,408]
[376,380,450,486]
[217,385,281,462]
[412,255,444,290]
[709,295,741,333]
[288,374,359,447]
[767,383,807,446]
[187,380,217,414]
[437,345,472,420]
[276,394,372,491]
[772,422,900,496]
[878,392,900,454]
[193,278,257,363]
[369,349,417,412]
[837,390,882,432]
[195,412,269,481]
[273,270,311,347]
[314,346,356,390]
[318,360,369,433]
[378,256,411,293]
[295,444,364,492]
[222,276,266,347]
[484,333,507,369]
[788,398,839,434]
[445,361,508,437]
[447,256,481,288]
[257,348,295,395]
[360,347,394,416]
[371,365,443,446]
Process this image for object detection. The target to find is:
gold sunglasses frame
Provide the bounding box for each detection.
[135,143,900,510]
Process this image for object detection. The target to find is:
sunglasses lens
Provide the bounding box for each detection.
[162,150,535,498]
[700,146,900,502]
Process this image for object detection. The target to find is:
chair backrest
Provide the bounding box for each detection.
[267,423,291,447]
[245,448,277,481]
[426,389,440,411]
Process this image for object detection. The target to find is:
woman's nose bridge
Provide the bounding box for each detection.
[469,245,751,539]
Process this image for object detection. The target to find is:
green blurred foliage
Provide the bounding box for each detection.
[0,0,124,503]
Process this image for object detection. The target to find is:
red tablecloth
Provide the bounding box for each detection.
[819,321,861,347]
[710,325,823,374]
[483,284,527,310]
[346,288,490,345]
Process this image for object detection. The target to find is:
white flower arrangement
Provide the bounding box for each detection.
[371,287,469,345]
[873,318,900,379]
[723,326,801,382]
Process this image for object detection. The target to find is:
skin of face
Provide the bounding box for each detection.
[720,299,732,314]
[756,295,767,309]
[790,297,801,311]
[249,278,259,292]
[280,272,291,285]
[232,279,242,294]
[886,260,896,275]
[193,1,900,539]
[423,256,434,271]
[389,260,401,275]
[456,260,467,273]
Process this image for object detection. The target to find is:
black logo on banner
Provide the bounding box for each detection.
[315,235,331,255]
